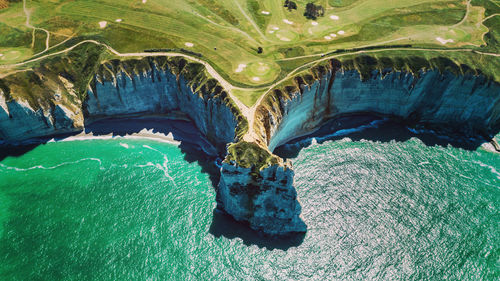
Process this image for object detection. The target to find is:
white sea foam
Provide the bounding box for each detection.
[49,130,181,145]
[0,158,102,172]
[473,160,500,179]
[120,143,129,149]
[140,145,178,186]
[297,119,387,147]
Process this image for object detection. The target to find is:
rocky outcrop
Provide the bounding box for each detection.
[226,57,500,236]
[218,141,306,234]
[1,52,499,237]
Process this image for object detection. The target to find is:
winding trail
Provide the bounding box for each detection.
[483,13,500,21]
[4,0,500,144]
[1,37,499,142]
[23,0,50,52]
[276,37,411,62]
[453,0,472,28]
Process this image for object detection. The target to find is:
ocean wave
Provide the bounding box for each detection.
[48,133,181,145]
[0,158,103,172]
[119,143,130,149]
[296,119,387,147]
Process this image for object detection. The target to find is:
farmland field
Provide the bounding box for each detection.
[0,0,499,106]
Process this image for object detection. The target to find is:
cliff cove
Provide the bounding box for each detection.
[1,50,499,236]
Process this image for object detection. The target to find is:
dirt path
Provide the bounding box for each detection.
[1,37,499,143]
[23,0,50,52]
[276,37,411,62]
[453,0,472,28]
[483,13,500,22]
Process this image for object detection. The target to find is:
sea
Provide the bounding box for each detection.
[0,119,498,280]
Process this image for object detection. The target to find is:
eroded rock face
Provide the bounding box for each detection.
[218,161,306,235]
[2,56,500,237]
[86,66,239,152]
[257,69,500,151]
[0,91,83,141]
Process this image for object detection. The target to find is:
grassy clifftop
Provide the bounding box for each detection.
[1,0,498,93]
[0,42,105,110]
[225,141,280,171]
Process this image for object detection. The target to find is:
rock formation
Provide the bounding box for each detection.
[1,52,499,236]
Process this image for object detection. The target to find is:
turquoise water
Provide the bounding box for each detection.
[0,136,499,280]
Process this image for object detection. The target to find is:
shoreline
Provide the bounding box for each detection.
[0,115,219,157]
[273,115,499,158]
[48,129,182,146]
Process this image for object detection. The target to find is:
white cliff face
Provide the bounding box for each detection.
[0,64,239,151]
[218,162,306,235]
[0,92,82,142]
[86,67,238,151]
[3,57,500,237]
[265,70,500,151]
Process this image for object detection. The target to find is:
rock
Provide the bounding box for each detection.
[1,56,499,236]
[218,161,306,235]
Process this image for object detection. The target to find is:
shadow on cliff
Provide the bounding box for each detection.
[273,115,499,159]
[209,209,306,251]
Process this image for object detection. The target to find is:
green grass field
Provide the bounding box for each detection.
[0,0,498,106]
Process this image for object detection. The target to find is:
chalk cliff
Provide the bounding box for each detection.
[0,54,246,155]
[254,59,500,151]
[218,142,306,235]
[220,57,500,235]
[86,57,245,153]
[1,52,499,236]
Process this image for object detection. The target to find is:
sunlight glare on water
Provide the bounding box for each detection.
[0,136,498,280]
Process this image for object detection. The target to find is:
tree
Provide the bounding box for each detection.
[284,0,297,11]
[304,3,324,20]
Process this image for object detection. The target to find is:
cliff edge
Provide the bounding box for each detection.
[1,50,499,236]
